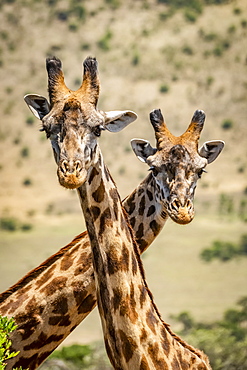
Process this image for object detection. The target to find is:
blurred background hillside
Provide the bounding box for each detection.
[0,0,246,368]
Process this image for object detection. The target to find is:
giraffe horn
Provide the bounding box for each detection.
[181,109,205,147]
[149,109,175,149]
[78,56,100,107]
[46,57,70,105]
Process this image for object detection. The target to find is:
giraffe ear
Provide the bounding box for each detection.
[131,139,157,163]
[104,110,137,132]
[24,94,50,120]
[199,140,225,164]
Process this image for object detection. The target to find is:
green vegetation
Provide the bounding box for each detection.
[171,296,247,370]
[41,342,111,370]
[159,83,170,93]
[0,316,26,370]
[0,217,33,232]
[97,29,113,51]
[20,146,30,158]
[200,234,247,262]
[221,118,233,130]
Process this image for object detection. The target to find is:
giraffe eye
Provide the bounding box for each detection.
[198,168,207,178]
[149,166,158,176]
[93,126,102,137]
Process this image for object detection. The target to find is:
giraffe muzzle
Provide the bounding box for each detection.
[168,198,194,225]
[58,159,87,189]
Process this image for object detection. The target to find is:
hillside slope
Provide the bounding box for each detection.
[0,0,246,224]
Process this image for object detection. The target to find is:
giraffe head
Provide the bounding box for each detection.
[24,56,137,189]
[131,109,224,225]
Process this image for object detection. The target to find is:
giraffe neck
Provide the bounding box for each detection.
[124,172,168,253]
[0,160,169,370]
[77,148,210,370]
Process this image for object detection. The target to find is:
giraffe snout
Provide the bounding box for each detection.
[58,159,87,189]
[168,197,194,225]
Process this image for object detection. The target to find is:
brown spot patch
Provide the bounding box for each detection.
[132,252,138,275]
[146,308,159,335]
[125,192,136,215]
[90,205,101,221]
[146,188,153,201]
[140,327,148,343]
[77,294,97,314]
[48,314,71,327]
[40,276,67,296]
[112,287,123,312]
[148,342,169,370]
[139,284,147,308]
[149,219,161,237]
[35,265,56,288]
[140,354,150,370]
[129,216,136,228]
[160,326,170,356]
[136,223,144,239]
[60,256,73,271]
[139,195,146,216]
[92,178,105,203]
[119,329,138,362]
[88,166,99,185]
[52,295,68,315]
[99,207,113,238]
[137,238,149,253]
[147,205,155,217]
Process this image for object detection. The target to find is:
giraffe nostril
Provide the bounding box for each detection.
[170,199,180,211]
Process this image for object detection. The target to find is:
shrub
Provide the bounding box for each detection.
[0,316,26,370]
[25,116,34,126]
[159,83,170,93]
[97,30,113,51]
[48,343,93,367]
[131,50,140,66]
[22,178,32,186]
[20,146,29,158]
[200,240,237,262]
[171,296,247,370]
[182,45,194,55]
[221,119,233,130]
[0,217,19,232]
[184,9,198,22]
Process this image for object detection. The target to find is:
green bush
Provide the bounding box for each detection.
[200,234,247,262]
[49,343,93,367]
[20,146,29,158]
[22,178,32,186]
[171,296,247,370]
[0,316,25,370]
[221,119,233,130]
[0,217,19,231]
[0,217,33,232]
[159,83,170,93]
[200,240,237,262]
[97,30,113,51]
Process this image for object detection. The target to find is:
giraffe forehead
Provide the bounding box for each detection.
[150,144,205,169]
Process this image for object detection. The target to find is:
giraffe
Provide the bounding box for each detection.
[2,56,223,369]
[1,58,223,369]
[26,55,213,369]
